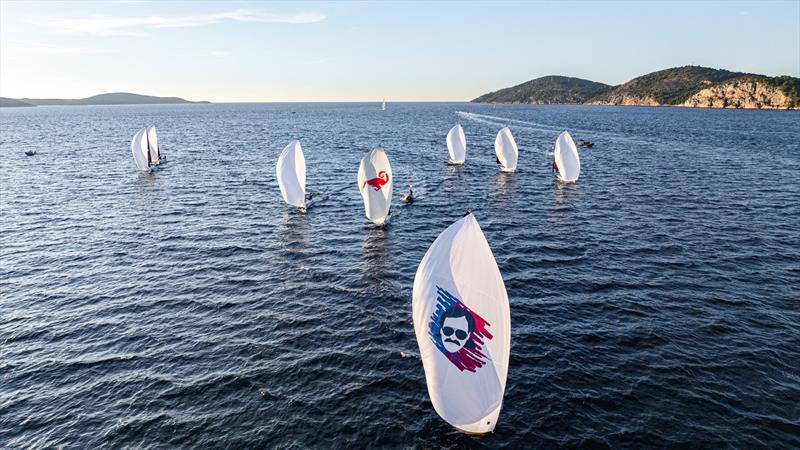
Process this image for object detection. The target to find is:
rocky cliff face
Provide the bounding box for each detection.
[474,66,800,110]
[586,95,660,106]
[680,78,798,109]
[587,66,742,106]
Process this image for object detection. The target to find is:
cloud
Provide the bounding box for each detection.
[2,39,105,54]
[211,50,230,58]
[22,9,327,37]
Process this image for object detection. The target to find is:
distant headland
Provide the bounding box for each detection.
[473,66,800,110]
[0,92,209,107]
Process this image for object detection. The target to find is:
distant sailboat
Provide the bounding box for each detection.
[276,140,307,211]
[381,99,386,111]
[130,126,164,171]
[446,124,466,165]
[494,127,518,172]
[357,147,393,225]
[553,131,581,183]
[147,126,162,165]
[413,212,511,434]
[131,128,149,171]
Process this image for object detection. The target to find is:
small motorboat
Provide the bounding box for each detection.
[24,150,36,156]
[402,185,415,204]
[577,139,594,148]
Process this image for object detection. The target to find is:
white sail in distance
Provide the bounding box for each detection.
[494,127,518,172]
[146,126,160,164]
[276,140,307,209]
[131,127,149,171]
[446,124,467,164]
[412,213,511,434]
[554,131,581,182]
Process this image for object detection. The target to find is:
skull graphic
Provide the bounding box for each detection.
[439,307,475,353]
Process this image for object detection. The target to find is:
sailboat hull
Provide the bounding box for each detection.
[372,214,390,226]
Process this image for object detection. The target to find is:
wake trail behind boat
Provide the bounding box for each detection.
[456,110,663,147]
[457,111,565,133]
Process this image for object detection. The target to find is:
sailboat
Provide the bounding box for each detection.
[412,212,511,434]
[553,131,581,183]
[147,126,162,165]
[494,127,518,172]
[446,124,466,165]
[381,99,386,111]
[276,140,307,212]
[357,147,392,225]
[130,126,164,171]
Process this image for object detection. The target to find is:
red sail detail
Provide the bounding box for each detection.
[366,171,389,191]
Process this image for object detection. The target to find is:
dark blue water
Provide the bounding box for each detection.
[1,103,798,449]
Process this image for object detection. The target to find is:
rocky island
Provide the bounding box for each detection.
[473,66,799,110]
[0,92,208,107]
[0,97,35,107]
[472,76,613,104]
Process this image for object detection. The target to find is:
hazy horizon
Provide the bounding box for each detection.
[1,0,798,102]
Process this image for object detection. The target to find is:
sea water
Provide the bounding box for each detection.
[1,103,798,448]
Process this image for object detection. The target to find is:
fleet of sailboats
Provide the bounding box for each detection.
[123,117,587,434]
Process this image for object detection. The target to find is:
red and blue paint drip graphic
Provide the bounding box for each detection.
[428,286,493,372]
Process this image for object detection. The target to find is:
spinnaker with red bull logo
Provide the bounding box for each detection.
[357,147,393,225]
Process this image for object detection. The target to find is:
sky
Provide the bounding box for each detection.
[1,0,798,102]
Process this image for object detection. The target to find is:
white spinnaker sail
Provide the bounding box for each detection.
[412,213,511,434]
[554,131,581,182]
[357,147,392,225]
[131,127,149,171]
[494,127,518,172]
[146,126,160,163]
[446,124,466,164]
[276,140,307,209]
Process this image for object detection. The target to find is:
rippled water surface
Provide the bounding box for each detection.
[1,103,799,448]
